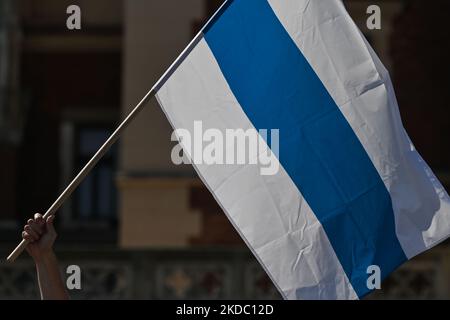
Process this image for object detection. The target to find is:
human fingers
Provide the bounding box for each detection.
[34,213,45,226]
[28,219,44,236]
[24,224,39,241]
[22,230,36,243]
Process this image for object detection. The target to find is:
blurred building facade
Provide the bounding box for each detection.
[0,0,449,299]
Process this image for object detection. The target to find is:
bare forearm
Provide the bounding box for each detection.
[35,251,69,300]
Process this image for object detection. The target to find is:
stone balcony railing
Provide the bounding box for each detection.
[0,246,449,300]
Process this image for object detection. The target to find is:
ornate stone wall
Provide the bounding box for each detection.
[0,247,448,300]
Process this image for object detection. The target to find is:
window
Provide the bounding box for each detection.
[74,126,117,222]
[60,110,118,227]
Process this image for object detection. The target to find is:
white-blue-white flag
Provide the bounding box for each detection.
[155,0,450,299]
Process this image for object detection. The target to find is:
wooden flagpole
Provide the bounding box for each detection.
[6,0,230,263]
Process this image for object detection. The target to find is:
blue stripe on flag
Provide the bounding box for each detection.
[204,0,407,297]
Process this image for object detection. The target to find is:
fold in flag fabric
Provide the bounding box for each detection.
[155,0,450,299]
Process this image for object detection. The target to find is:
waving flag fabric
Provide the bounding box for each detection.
[155,0,450,299]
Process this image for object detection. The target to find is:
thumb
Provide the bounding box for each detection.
[46,215,56,235]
